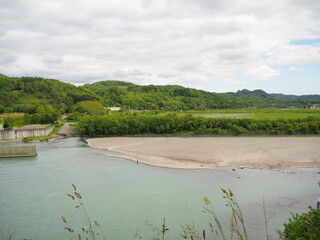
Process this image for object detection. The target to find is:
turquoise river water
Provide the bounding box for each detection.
[0,138,319,240]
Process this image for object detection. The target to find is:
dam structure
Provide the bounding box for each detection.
[0,145,37,157]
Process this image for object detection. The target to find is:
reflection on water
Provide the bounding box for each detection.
[0,138,319,240]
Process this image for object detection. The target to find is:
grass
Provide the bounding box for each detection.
[61,185,249,240]
[187,108,320,120]
[0,114,26,128]
[124,108,320,120]
[193,113,253,119]
[18,96,47,105]
[11,117,27,128]
[253,111,320,120]
[61,185,103,240]
[22,124,62,142]
[0,113,24,118]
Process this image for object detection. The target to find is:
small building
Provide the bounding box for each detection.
[107,106,121,111]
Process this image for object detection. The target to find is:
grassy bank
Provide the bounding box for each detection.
[22,124,62,142]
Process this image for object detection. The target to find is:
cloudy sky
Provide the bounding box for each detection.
[0,0,320,94]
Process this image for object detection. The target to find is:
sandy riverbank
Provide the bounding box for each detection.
[86,137,320,169]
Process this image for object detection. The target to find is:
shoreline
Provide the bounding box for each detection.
[86,137,320,170]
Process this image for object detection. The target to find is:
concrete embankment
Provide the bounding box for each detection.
[0,125,54,141]
[0,145,37,157]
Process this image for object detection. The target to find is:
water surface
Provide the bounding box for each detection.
[0,138,319,239]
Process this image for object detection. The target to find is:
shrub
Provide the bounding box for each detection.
[282,207,320,240]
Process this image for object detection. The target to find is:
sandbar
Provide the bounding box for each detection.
[86,137,320,169]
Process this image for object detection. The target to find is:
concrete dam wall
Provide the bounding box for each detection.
[0,145,37,157]
[0,125,54,140]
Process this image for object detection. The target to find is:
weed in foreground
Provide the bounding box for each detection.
[143,188,249,240]
[203,188,249,240]
[61,184,104,240]
[144,218,169,240]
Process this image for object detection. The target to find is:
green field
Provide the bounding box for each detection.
[188,108,320,120]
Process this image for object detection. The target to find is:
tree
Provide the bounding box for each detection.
[3,118,14,129]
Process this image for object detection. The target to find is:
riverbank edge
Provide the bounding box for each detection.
[86,136,320,170]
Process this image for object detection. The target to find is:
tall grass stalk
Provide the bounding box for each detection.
[61,184,104,240]
[203,188,249,240]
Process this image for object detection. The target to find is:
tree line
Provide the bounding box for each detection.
[78,114,320,136]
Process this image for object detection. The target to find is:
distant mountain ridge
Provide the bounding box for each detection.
[0,74,319,113]
[270,93,320,101]
[227,89,320,100]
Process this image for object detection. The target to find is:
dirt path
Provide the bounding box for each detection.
[57,122,71,136]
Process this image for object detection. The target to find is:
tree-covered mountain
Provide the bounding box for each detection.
[0,74,100,113]
[0,74,319,114]
[82,81,236,110]
[225,89,320,108]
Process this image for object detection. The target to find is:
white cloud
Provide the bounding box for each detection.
[265,44,320,65]
[0,0,319,93]
[245,65,279,81]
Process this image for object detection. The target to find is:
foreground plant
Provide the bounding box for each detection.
[279,207,320,240]
[61,184,104,240]
[143,218,169,240]
[203,188,249,240]
[279,181,320,240]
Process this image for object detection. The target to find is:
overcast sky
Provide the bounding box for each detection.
[0,0,319,94]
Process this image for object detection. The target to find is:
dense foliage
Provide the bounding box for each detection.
[282,181,320,240]
[1,74,320,116]
[0,74,99,114]
[282,207,320,240]
[23,105,63,124]
[78,114,320,136]
[83,81,320,110]
[3,118,14,129]
[82,81,236,110]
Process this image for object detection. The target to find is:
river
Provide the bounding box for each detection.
[0,138,319,240]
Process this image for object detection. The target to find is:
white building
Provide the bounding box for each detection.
[107,106,121,111]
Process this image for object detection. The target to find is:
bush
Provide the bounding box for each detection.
[282,207,320,240]
[3,118,14,129]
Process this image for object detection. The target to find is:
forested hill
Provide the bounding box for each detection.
[0,74,100,113]
[0,74,319,113]
[270,93,320,101]
[225,89,320,108]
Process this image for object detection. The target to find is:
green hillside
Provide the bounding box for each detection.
[81,81,236,110]
[1,74,320,116]
[82,82,320,110]
[0,74,100,113]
